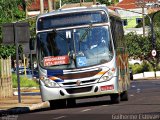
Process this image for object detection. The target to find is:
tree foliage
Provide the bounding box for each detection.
[125,31,160,71]
[0,0,25,23]
[0,45,16,59]
[125,32,152,60]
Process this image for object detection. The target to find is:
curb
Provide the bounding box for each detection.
[0,101,50,116]
[13,91,41,96]
[29,101,50,111]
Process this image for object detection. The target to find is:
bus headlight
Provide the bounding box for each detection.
[42,78,60,88]
[98,68,115,82]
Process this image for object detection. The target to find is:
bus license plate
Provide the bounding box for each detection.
[100,85,114,91]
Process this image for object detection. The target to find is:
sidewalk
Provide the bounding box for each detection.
[0,89,49,115]
[133,71,160,80]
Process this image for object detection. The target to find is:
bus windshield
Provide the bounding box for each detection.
[37,25,113,69]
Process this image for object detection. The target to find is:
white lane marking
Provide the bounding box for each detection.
[132,85,136,88]
[137,88,141,91]
[136,88,141,93]
[81,109,91,112]
[130,94,134,97]
[102,105,109,107]
[53,116,66,120]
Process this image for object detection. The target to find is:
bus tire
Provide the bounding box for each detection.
[49,99,66,109]
[120,91,128,101]
[67,98,76,108]
[110,94,120,104]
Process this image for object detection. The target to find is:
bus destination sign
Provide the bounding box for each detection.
[44,55,69,66]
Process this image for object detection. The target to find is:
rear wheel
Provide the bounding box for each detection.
[110,94,120,104]
[120,91,128,101]
[49,99,66,109]
[67,98,76,108]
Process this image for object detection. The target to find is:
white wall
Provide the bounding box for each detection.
[116,8,148,18]
[133,71,160,79]
[124,26,150,35]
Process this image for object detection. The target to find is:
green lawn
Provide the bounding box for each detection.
[12,74,39,88]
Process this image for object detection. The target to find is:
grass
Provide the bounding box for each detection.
[12,74,39,88]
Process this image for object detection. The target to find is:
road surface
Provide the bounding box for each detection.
[14,80,160,120]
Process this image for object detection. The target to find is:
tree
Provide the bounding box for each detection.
[98,0,114,5]
[0,0,25,23]
[125,31,160,74]
[125,32,151,60]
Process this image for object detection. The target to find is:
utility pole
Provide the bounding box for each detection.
[93,0,96,5]
[151,10,160,79]
[48,0,53,12]
[136,0,146,37]
[53,0,56,10]
[80,0,82,6]
[40,0,44,14]
[25,0,28,18]
[151,10,160,49]
[59,0,61,8]
[80,0,84,6]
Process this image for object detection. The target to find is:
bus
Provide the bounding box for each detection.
[33,5,130,108]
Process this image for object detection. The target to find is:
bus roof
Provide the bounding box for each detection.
[37,5,120,19]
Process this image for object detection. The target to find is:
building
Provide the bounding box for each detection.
[26,0,51,16]
[109,0,159,35]
[26,1,101,16]
[60,2,94,9]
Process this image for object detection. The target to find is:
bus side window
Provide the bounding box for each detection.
[117,20,124,47]
[110,16,117,49]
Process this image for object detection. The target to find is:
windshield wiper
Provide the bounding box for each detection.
[79,24,92,42]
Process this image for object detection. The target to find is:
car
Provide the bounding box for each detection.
[32,69,39,80]
[21,69,39,80]
[13,67,39,80]
[129,59,142,65]
[13,67,31,75]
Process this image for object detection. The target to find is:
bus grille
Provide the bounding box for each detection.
[65,86,92,94]
[62,79,96,86]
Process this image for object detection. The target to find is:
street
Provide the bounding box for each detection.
[6,80,160,120]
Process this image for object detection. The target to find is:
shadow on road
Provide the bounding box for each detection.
[76,100,112,108]
[0,107,30,116]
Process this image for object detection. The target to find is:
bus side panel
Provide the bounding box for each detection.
[110,16,130,93]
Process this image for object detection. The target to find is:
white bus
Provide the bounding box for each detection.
[33,5,130,109]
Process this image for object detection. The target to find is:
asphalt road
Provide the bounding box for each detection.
[19,80,160,120]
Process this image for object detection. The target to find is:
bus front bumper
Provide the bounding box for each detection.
[40,77,119,102]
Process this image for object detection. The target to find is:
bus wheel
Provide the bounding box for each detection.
[120,91,128,101]
[49,99,66,109]
[67,99,76,108]
[110,94,120,104]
